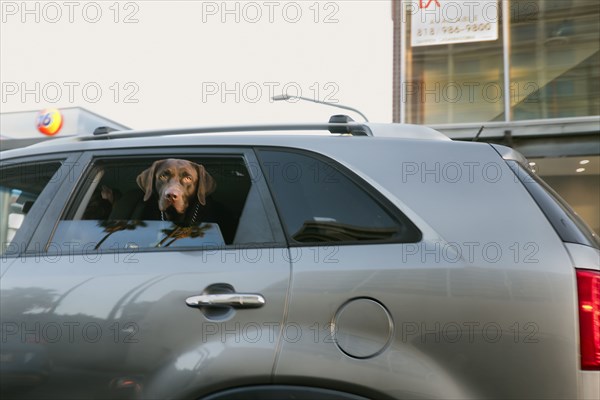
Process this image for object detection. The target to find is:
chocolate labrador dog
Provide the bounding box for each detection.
[136,159,216,226]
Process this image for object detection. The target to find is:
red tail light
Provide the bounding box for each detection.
[576,269,600,370]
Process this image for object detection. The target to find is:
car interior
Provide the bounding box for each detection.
[66,157,257,247]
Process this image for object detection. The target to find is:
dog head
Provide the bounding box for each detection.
[136,159,216,216]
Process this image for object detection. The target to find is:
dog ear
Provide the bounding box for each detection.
[136,160,163,201]
[194,163,216,206]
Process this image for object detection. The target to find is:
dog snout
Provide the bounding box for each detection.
[164,188,181,202]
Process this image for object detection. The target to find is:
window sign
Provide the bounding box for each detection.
[410,0,499,47]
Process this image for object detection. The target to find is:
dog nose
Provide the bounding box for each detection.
[165,191,179,201]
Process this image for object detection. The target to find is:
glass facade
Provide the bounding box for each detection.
[396,0,599,235]
[402,0,600,125]
[510,0,600,120]
[405,14,505,124]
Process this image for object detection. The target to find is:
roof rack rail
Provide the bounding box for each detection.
[84,115,372,141]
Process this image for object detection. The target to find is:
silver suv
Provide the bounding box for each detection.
[1,119,599,400]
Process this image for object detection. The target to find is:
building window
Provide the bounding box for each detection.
[510,0,600,120]
[401,0,600,124]
[404,0,505,124]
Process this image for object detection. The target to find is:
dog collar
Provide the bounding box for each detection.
[161,202,201,226]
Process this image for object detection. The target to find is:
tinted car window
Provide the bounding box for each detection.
[0,161,62,255]
[507,160,600,249]
[49,156,279,253]
[257,149,421,244]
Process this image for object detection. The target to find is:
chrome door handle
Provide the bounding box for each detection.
[185,293,266,309]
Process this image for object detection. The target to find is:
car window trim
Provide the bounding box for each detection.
[31,147,287,256]
[254,146,423,247]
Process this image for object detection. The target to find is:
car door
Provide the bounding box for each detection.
[255,147,440,399]
[1,153,79,394]
[0,147,291,400]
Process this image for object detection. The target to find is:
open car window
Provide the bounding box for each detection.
[48,155,279,254]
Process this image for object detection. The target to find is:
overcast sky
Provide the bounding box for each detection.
[1,1,393,129]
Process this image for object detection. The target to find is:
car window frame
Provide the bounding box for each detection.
[31,146,287,256]
[1,152,82,257]
[254,146,423,247]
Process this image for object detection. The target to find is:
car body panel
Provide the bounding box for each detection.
[565,243,600,272]
[0,147,292,399]
[1,251,291,399]
[272,139,580,399]
[0,124,597,399]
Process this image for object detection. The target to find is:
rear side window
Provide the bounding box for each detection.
[0,161,62,255]
[507,160,600,249]
[257,148,421,245]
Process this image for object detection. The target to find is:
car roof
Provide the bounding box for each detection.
[1,122,452,160]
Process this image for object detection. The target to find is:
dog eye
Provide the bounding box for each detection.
[159,174,167,180]
[182,176,192,182]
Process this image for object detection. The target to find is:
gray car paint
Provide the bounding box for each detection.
[272,139,580,399]
[1,127,598,399]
